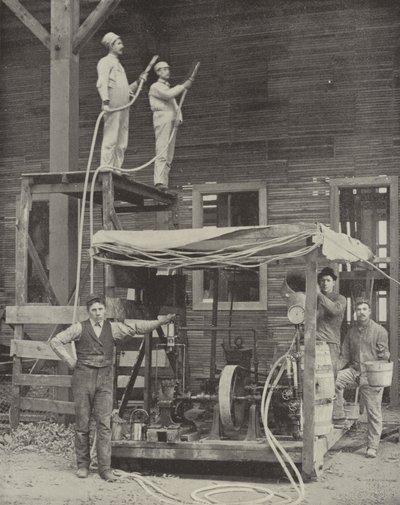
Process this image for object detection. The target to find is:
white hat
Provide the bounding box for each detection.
[101,32,120,49]
[154,61,170,73]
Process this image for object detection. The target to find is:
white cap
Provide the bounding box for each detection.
[101,32,120,49]
[154,61,170,73]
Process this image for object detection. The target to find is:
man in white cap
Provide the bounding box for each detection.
[149,61,193,190]
[96,32,147,169]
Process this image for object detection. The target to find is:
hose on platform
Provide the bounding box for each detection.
[111,337,305,504]
[73,59,200,316]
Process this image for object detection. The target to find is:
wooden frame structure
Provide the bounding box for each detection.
[8,170,176,428]
[330,175,399,405]
[90,223,374,480]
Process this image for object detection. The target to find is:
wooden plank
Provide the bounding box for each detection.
[14,373,72,387]
[10,339,61,360]
[329,176,392,188]
[302,249,318,480]
[20,397,75,415]
[10,179,32,429]
[6,305,88,325]
[15,179,31,306]
[31,182,103,195]
[72,0,123,54]
[112,440,303,463]
[2,0,50,49]
[28,235,59,306]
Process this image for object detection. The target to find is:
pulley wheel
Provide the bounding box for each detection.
[218,365,247,431]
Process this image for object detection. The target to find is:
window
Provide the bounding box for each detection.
[192,182,267,310]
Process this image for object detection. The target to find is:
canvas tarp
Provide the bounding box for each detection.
[91,223,374,270]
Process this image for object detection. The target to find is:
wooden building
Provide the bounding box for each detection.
[0,0,399,423]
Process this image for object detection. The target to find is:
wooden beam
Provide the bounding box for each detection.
[102,172,116,298]
[389,177,399,406]
[143,331,153,413]
[14,373,72,388]
[20,397,75,416]
[73,0,123,54]
[49,0,79,303]
[6,305,88,325]
[31,182,103,195]
[10,179,32,429]
[2,0,50,50]
[15,180,31,306]
[10,339,62,360]
[28,235,59,306]
[302,249,318,480]
[109,208,123,231]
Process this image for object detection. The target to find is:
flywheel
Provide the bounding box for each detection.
[218,364,247,431]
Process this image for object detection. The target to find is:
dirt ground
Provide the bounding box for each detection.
[1,406,400,505]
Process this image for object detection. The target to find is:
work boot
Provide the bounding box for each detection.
[366,447,377,459]
[76,467,89,478]
[100,470,117,482]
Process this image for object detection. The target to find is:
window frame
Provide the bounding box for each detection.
[192,181,267,311]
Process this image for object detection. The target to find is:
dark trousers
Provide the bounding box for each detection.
[71,364,113,475]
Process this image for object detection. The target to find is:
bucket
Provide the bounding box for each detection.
[111,414,128,441]
[365,361,393,387]
[129,409,149,441]
[314,342,335,436]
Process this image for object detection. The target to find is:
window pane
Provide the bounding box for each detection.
[203,268,259,302]
[201,190,260,302]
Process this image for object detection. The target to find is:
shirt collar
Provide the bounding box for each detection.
[158,78,170,87]
[108,52,119,60]
[91,319,103,329]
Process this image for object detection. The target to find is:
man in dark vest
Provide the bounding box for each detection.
[50,293,174,482]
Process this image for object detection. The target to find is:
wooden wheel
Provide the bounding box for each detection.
[218,365,247,431]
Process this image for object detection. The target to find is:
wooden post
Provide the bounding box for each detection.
[49,0,79,301]
[48,0,80,408]
[302,249,318,480]
[10,179,32,429]
[143,331,153,413]
[210,269,219,380]
[101,172,116,298]
[389,177,399,406]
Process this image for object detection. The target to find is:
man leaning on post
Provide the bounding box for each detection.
[50,293,175,482]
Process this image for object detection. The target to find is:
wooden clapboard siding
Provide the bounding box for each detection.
[1,1,400,389]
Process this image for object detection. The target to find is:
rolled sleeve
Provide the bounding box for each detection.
[150,83,185,100]
[111,320,162,340]
[52,322,82,345]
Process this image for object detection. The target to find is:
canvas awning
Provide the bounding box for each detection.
[91,222,374,270]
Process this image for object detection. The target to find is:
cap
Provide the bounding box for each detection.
[355,297,371,308]
[86,293,105,307]
[154,61,170,73]
[101,32,120,49]
[317,267,337,282]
